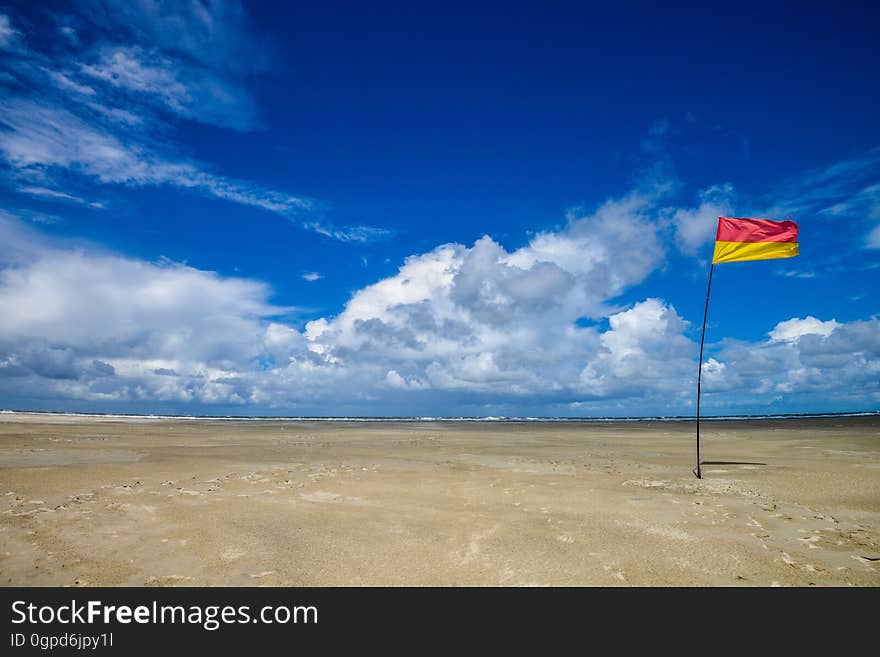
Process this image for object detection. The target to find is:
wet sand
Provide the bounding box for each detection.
[1,412,878,586]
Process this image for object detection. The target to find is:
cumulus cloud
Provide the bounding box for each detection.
[1,210,878,415]
[578,299,694,400]
[769,316,840,342]
[295,190,669,402]
[0,215,298,406]
[0,193,683,412]
[703,317,880,406]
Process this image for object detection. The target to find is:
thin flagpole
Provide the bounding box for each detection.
[694,263,715,479]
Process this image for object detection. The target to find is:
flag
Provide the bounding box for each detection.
[712,217,799,264]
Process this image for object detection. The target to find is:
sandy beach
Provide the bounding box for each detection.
[1,412,878,587]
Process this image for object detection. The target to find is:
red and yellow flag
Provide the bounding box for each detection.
[712,217,799,264]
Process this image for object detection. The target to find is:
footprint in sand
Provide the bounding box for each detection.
[779,552,797,566]
[220,548,247,561]
[299,491,341,503]
[602,564,626,582]
[248,571,275,579]
[173,488,202,496]
[798,535,822,549]
[144,575,195,586]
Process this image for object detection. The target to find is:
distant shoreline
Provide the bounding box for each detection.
[2,409,878,423]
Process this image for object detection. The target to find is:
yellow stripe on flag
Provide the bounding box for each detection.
[712,240,799,264]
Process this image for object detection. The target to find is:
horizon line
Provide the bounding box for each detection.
[2,409,878,422]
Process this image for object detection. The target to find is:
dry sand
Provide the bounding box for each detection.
[1,412,878,586]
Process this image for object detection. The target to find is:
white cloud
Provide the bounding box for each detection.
[0,99,311,215]
[506,191,664,312]
[0,216,299,405]
[867,224,880,249]
[820,183,880,220]
[301,272,323,282]
[579,299,694,399]
[1,213,878,414]
[302,222,393,243]
[704,317,880,404]
[667,183,735,254]
[288,193,671,403]
[42,68,97,96]
[0,4,391,240]
[775,269,815,279]
[762,149,880,253]
[89,0,270,75]
[81,46,188,104]
[81,0,269,130]
[769,316,840,342]
[79,45,259,130]
[0,196,681,411]
[0,43,876,414]
[18,185,102,208]
[0,13,23,51]
[659,145,880,259]
[385,369,428,390]
[84,102,144,126]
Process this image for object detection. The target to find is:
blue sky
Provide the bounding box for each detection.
[0,0,878,416]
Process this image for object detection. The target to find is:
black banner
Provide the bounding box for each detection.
[1,587,873,653]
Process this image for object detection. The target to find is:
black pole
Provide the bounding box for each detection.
[694,263,715,479]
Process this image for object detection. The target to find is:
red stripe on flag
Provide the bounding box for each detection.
[716,217,798,243]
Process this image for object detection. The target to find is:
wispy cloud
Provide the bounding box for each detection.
[0,13,23,51]
[79,44,259,130]
[663,146,880,256]
[0,98,310,215]
[759,149,880,251]
[819,182,880,240]
[18,185,104,208]
[867,225,880,250]
[0,208,64,226]
[42,68,97,96]
[775,269,816,279]
[0,7,386,241]
[764,148,880,219]
[89,0,273,75]
[302,222,393,243]
[301,272,323,282]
